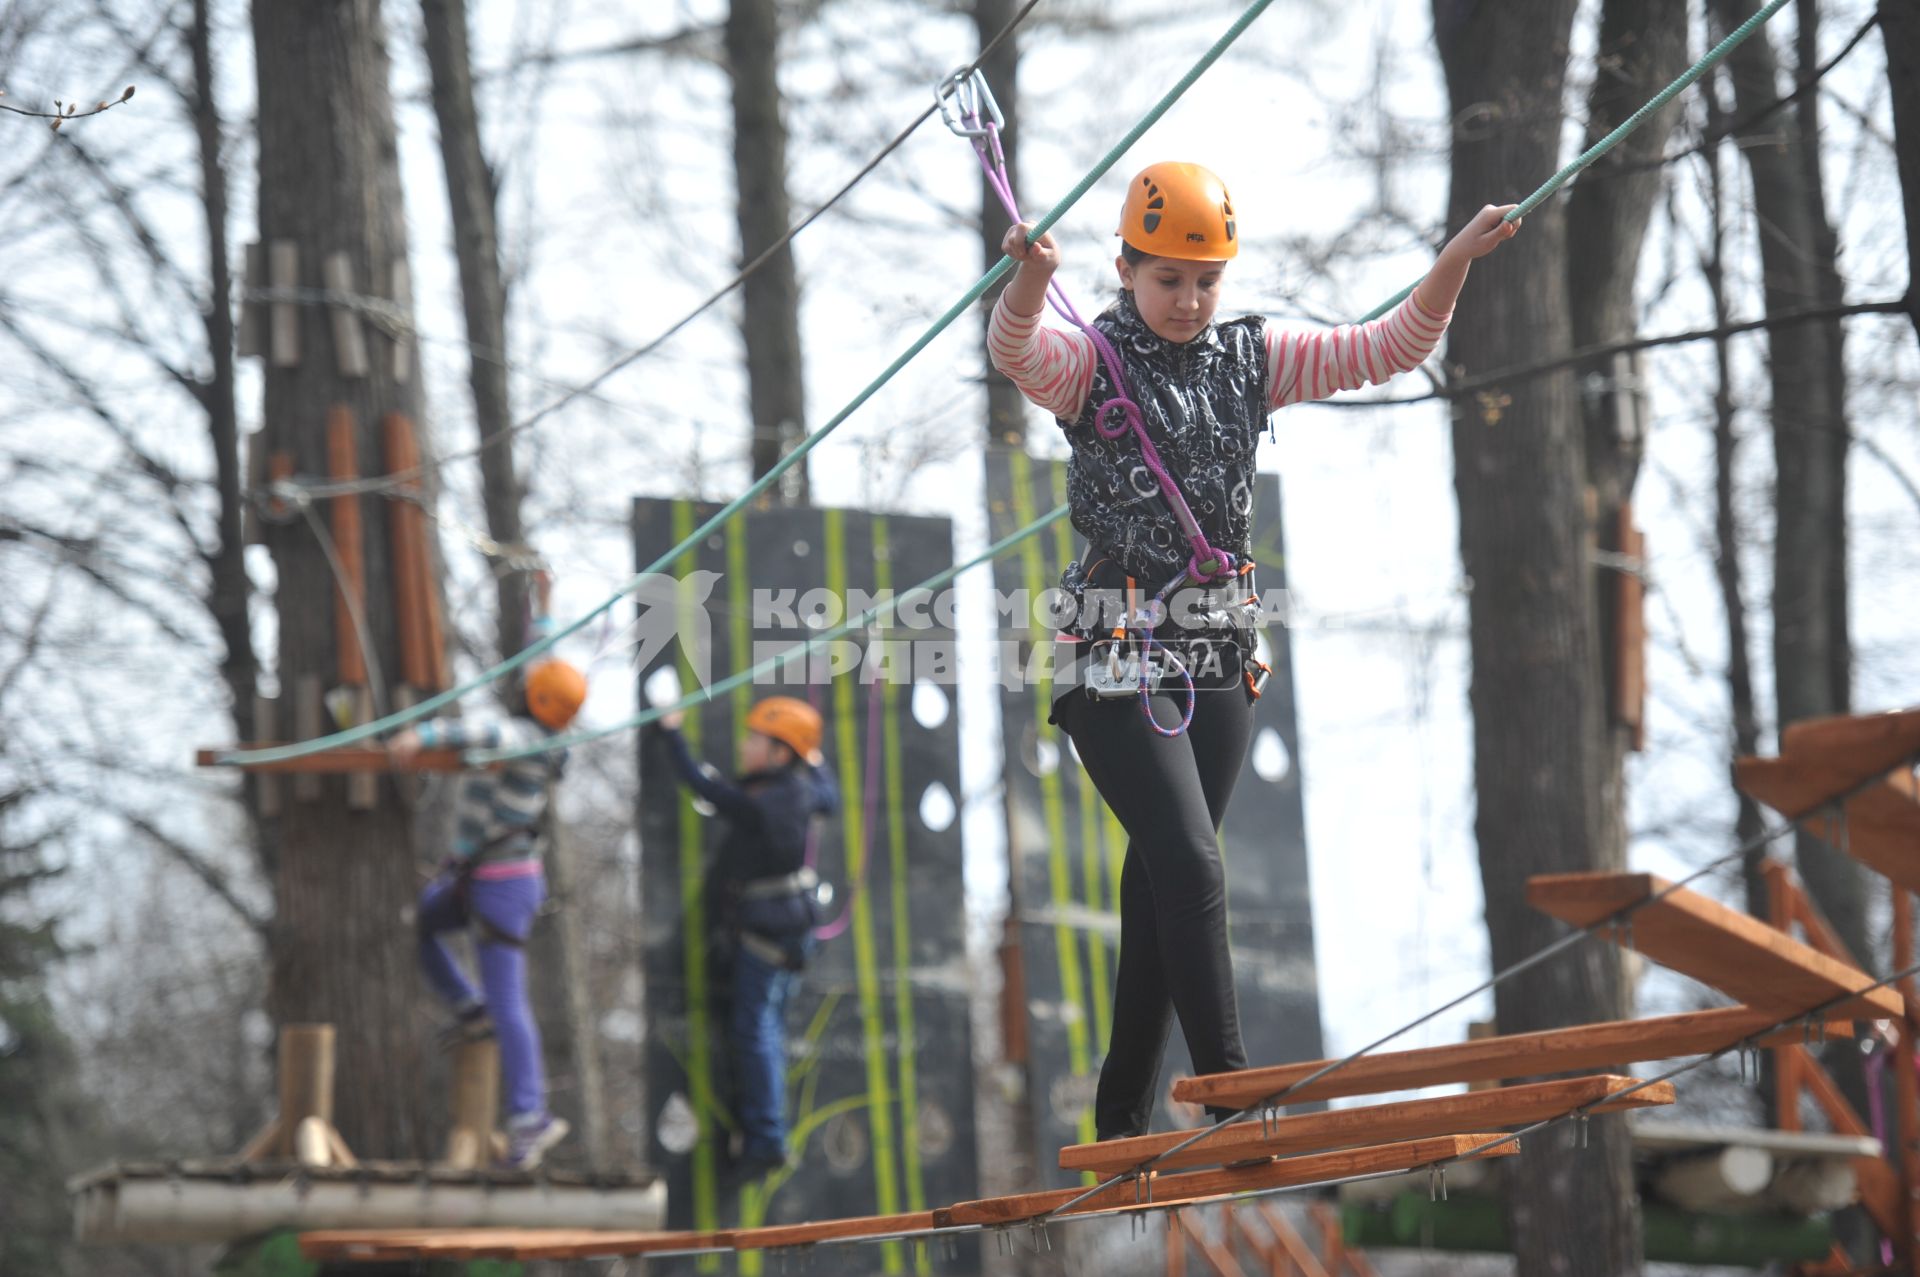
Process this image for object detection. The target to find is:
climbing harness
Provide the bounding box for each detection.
[941,68,1260,736]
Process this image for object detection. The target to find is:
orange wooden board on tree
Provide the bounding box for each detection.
[936,1134,1517,1228]
[1063,1075,1673,1176]
[195,746,472,773]
[1525,872,1903,1019]
[1172,1006,1852,1110]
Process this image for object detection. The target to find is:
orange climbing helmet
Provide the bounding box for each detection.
[525,659,588,730]
[745,696,824,766]
[1118,161,1238,261]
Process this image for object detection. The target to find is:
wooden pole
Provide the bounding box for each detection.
[445,1038,500,1169]
[321,252,370,377]
[267,240,300,367]
[325,405,368,688]
[381,412,429,692]
[1765,860,1805,1131]
[1893,885,1920,1275]
[383,413,446,691]
[276,1024,336,1158]
[292,674,324,802]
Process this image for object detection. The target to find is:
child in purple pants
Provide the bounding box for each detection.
[390,579,587,1169]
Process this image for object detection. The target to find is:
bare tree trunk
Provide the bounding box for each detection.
[420,0,528,662]
[252,0,431,1158]
[976,0,1029,451]
[1564,0,1687,871]
[727,0,809,503]
[420,0,609,1167]
[1710,0,1864,968]
[189,0,271,880]
[1433,1,1642,1270]
[1882,0,1920,343]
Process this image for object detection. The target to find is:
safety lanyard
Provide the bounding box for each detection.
[941,69,1220,736]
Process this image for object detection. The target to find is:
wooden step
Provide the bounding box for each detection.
[300,1229,728,1262]
[1064,1075,1673,1176]
[732,1211,937,1251]
[1526,872,1901,1020]
[1780,709,1920,784]
[936,1134,1516,1228]
[1172,1006,1851,1110]
[1739,760,1920,893]
[197,745,472,773]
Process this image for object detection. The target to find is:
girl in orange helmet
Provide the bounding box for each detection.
[987,162,1519,1141]
[656,695,838,1177]
[389,568,585,1168]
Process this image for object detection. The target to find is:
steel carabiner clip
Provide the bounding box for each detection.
[934,67,1004,142]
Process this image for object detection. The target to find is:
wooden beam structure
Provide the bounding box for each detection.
[1064,1075,1672,1176]
[1173,1007,1850,1110]
[1778,708,1920,789]
[1740,760,1920,895]
[1525,872,1903,1020]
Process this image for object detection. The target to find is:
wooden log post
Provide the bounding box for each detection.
[237,241,266,359]
[322,252,371,377]
[277,1023,336,1159]
[325,406,377,810]
[292,674,324,803]
[446,1038,501,1169]
[268,240,300,368]
[252,693,282,818]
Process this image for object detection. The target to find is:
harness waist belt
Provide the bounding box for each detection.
[737,865,819,901]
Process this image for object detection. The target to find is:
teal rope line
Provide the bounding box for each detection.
[1357,0,1792,323]
[467,506,1071,763]
[475,0,1784,766]
[214,0,1279,769]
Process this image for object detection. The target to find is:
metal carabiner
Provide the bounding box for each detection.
[934,67,1003,140]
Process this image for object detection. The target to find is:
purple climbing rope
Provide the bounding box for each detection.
[942,69,1220,736]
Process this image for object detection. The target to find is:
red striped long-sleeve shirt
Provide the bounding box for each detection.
[986,290,1450,422]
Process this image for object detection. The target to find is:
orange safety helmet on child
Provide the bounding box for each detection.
[744,697,825,766]
[525,659,588,730]
[1118,161,1238,261]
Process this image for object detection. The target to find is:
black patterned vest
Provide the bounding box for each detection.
[1057,291,1270,587]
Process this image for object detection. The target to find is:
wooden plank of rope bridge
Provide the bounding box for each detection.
[729,1211,938,1251]
[1525,872,1904,1020]
[1064,1075,1674,1177]
[300,1229,729,1262]
[935,1134,1517,1228]
[195,746,470,773]
[1739,760,1920,894]
[1172,1006,1852,1110]
[1780,708,1920,778]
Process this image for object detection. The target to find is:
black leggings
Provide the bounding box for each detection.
[1058,679,1256,1139]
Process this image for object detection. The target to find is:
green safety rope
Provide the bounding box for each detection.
[1358,0,1792,322]
[478,0,1797,765]
[465,505,1070,763]
[229,0,1795,769]
[215,0,1281,768]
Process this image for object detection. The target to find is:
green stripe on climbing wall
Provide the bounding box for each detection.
[1009,450,1096,1157]
[672,500,722,1267]
[825,507,905,1275]
[874,518,932,1276]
